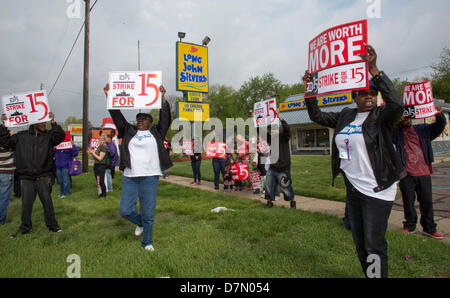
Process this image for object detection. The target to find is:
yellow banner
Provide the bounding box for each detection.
[177,42,208,93]
[69,125,83,135]
[279,92,352,111]
[178,102,210,122]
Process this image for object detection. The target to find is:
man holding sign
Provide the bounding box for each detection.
[104,83,172,252]
[0,112,65,236]
[393,106,446,240]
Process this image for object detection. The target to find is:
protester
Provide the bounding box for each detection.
[105,128,120,178]
[54,135,78,198]
[0,130,15,225]
[0,112,65,235]
[393,106,446,240]
[105,134,119,192]
[104,83,172,252]
[87,135,109,198]
[212,151,227,191]
[264,109,296,209]
[303,44,406,278]
[190,138,202,185]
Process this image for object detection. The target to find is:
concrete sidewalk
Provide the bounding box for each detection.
[164,152,450,244]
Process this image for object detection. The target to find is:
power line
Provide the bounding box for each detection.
[48,0,99,97]
[388,65,432,77]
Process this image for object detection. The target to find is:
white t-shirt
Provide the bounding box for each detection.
[335,112,397,201]
[124,130,162,177]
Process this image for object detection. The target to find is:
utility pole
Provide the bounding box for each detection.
[138,40,141,114]
[82,0,90,173]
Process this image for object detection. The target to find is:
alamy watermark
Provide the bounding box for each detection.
[67,254,81,278]
[366,0,381,19]
[66,0,81,19]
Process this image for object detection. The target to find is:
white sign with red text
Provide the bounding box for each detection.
[305,20,368,98]
[402,81,438,120]
[250,172,262,190]
[90,138,99,150]
[108,71,162,109]
[253,98,279,127]
[55,142,73,150]
[2,90,51,127]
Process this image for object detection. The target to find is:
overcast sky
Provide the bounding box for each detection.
[0,0,449,126]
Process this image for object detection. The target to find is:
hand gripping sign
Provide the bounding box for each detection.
[2,90,51,127]
[253,98,278,127]
[305,20,369,98]
[231,163,249,181]
[108,71,162,109]
[402,81,438,120]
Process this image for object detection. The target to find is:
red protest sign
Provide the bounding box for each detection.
[205,142,227,159]
[230,163,249,181]
[402,81,438,119]
[250,172,262,190]
[90,138,99,150]
[305,20,368,98]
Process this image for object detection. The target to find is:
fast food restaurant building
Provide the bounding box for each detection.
[279,93,450,155]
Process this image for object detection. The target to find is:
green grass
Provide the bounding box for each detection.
[0,170,448,278]
[170,155,347,201]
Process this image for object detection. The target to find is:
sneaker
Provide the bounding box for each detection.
[135,226,144,237]
[401,228,416,234]
[197,181,201,185]
[275,195,281,201]
[49,227,62,233]
[60,195,66,199]
[290,200,296,209]
[190,181,196,185]
[265,200,274,208]
[214,186,219,190]
[422,230,443,240]
[144,244,155,251]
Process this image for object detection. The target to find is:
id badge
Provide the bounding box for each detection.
[339,139,351,160]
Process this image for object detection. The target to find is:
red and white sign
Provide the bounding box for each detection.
[305,20,368,98]
[101,117,116,130]
[253,98,278,127]
[231,163,249,181]
[1,90,51,127]
[250,172,262,190]
[402,81,438,120]
[164,140,169,149]
[257,140,270,154]
[205,142,227,159]
[108,71,162,110]
[55,131,73,150]
[90,138,99,150]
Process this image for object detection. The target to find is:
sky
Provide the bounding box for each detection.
[0,0,449,127]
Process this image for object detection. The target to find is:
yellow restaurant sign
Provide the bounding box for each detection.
[69,125,83,135]
[177,102,210,122]
[176,42,208,93]
[279,92,352,111]
[187,92,203,102]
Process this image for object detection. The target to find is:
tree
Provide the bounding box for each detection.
[63,116,92,130]
[431,47,450,103]
[206,84,239,121]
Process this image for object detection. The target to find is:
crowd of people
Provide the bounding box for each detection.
[0,43,447,278]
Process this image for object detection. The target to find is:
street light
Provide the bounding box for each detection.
[178,32,186,42]
[202,36,211,46]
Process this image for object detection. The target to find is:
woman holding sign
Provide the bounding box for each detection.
[87,135,109,198]
[303,44,406,278]
[103,83,172,252]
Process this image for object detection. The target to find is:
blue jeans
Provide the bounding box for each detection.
[191,160,201,182]
[265,168,294,201]
[0,173,14,224]
[119,176,159,247]
[212,158,226,188]
[105,169,113,191]
[345,177,393,278]
[56,168,71,196]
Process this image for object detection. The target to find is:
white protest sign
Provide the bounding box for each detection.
[253,98,278,127]
[108,71,162,110]
[55,141,73,150]
[305,20,368,98]
[402,81,438,120]
[2,90,51,127]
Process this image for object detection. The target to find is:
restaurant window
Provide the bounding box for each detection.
[298,128,329,148]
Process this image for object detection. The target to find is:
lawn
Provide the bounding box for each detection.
[170,155,347,201]
[0,169,448,278]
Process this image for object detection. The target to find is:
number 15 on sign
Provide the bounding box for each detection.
[1,90,51,127]
[108,71,162,110]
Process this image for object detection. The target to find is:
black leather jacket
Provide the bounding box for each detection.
[0,123,65,179]
[108,101,173,172]
[305,71,407,192]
